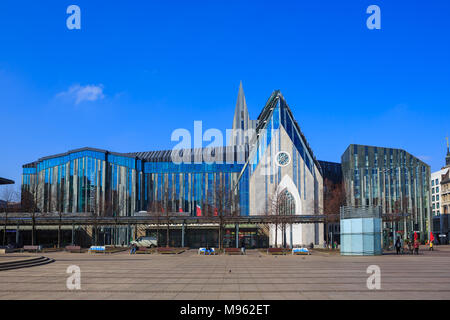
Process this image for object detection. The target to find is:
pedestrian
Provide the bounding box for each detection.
[395,236,402,255]
[414,239,420,255]
[241,239,246,254]
[130,243,137,254]
[429,240,434,251]
[407,239,412,254]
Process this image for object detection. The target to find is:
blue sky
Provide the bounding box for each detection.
[1,0,449,189]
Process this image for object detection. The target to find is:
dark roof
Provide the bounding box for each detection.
[0,178,14,185]
[126,145,250,163]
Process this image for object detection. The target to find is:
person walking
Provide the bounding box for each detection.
[414,239,420,255]
[429,232,435,251]
[395,236,402,255]
[407,239,412,254]
[240,239,246,255]
[130,243,137,254]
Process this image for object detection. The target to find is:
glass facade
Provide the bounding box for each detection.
[22,147,247,217]
[341,144,431,239]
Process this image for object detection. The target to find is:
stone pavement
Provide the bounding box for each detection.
[1,246,450,300]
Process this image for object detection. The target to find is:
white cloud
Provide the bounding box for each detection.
[57,84,105,105]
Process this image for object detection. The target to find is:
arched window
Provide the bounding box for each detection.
[279,189,295,216]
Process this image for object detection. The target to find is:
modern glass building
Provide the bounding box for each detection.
[22,147,248,217]
[341,144,431,241]
[21,85,324,247]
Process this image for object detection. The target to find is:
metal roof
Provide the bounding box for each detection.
[0,177,14,185]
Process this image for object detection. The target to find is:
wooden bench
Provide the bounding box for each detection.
[267,248,285,255]
[136,247,155,254]
[22,245,41,253]
[157,247,185,254]
[65,245,82,253]
[225,248,244,255]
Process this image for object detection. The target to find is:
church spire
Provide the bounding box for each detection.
[231,81,250,146]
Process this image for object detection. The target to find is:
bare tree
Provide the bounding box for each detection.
[212,176,240,251]
[265,188,295,248]
[21,184,43,246]
[323,178,346,245]
[1,186,19,246]
[162,185,171,247]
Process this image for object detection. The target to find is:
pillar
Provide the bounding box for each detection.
[71,224,75,245]
[290,224,293,248]
[235,224,239,248]
[16,223,19,245]
[181,221,185,248]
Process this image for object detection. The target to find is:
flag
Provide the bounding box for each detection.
[214,207,218,216]
[196,204,202,217]
[430,232,435,242]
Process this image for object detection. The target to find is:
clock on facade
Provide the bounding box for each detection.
[276,151,291,167]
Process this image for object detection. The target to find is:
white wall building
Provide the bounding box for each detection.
[431,168,448,217]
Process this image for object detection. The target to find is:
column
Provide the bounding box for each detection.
[290,224,293,248]
[181,220,185,248]
[16,223,19,245]
[235,224,239,248]
[71,223,75,245]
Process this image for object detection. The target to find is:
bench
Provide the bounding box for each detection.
[198,248,216,255]
[136,247,155,254]
[88,246,106,253]
[292,248,310,255]
[225,248,244,255]
[22,245,41,253]
[65,245,82,253]
[267,248,285,255]
[157,247,185,254]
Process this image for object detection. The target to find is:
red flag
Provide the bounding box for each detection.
[214,207,218,216]
[196,204,202,217]
[414,231,418,241]
[430,232,435,242]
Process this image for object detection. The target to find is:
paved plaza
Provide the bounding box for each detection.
[1,246,450,300]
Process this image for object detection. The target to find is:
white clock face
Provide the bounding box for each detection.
[276,151,291,167]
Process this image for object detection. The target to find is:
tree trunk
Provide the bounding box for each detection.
[166,220,170,247]
[58,214,61,248]
[31,214,35,246]
[3,212,7,246]
[218,219,222,250]
[156,218,160,248]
